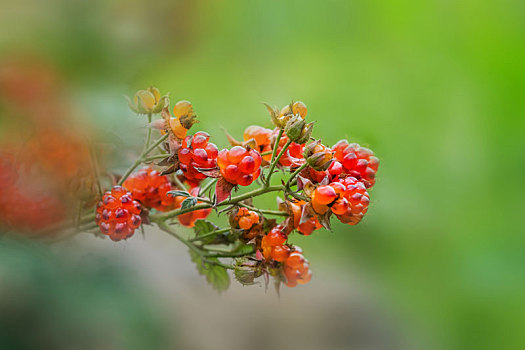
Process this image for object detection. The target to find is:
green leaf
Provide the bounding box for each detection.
[189,250,230,292]
[181,197,198,210]
[166,190,190,197]
[230,243,255,255]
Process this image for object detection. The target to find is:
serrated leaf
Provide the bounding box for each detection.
[181,197,198,210]
[167,190,191,197]
[189,250,230,292]
[230,243,255,255]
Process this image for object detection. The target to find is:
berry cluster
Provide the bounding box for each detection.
[332,140,379,188]
[178,132,219,187]
[123,167,175,211]
[311,176,370,225]
[95,186,142,241]
[234,207,260,230]
[217,146,262,186]
[172,187,212,227]
[261,225,290,262]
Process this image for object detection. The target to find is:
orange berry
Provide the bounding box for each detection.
[313,185,337,205]
[266,229,287,246]
[228,146,248,163]
[238,216,253,230]
[271,245,291,262]
[286,252,305,269]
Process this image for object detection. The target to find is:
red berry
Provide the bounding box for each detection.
[228,146,248,163]
[177,132,218,187]
[123,167,176,212]
[333,177,370,225]
[333,140,379,188]
[271,245,291,262]
[95,186,142,241]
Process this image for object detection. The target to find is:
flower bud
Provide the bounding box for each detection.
[284,115,306,142]
[296,122,314,144]
[128,86,168,114]
[304,140,333,171]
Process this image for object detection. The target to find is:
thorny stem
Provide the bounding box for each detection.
[143,113,153,152]
[142,154,169,163]
[199,178,217,197]
[265,139,292,187]
[157,222,234,269]
[157,221,204,256]
[172,173,188,192]
[237,202,288,217]
[189,227,230,242]
[151,185,283,222]
[286,162,308,189]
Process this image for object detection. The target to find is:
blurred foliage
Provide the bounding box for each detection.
[0,0,524,349]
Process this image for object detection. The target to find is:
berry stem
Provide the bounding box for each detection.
[204,247,255,258]
[151,185,283,222]
[285,162,308,189]
[237,203,288,217]
[265,139,292,187]
[143,113,153,151]
[269,128,284,165]
[157,221,205,256]
[189,227,230,242]
[199,178,217,197]
[118,134,169,186]
[172,173,188,192]
[142,154,169,163]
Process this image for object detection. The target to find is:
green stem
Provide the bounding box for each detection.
[157,221,204,256]
[172,173,188,192]
[118,134,169,185]
[142,154,169,162]
[237,202,288,217]
[189,227,230,242]
[199,178,217,197]
[204,247,255,258]
[286,162,308,188]
[270,128,284,164]
[151,185,283,222]
[265,139,292,187]
[144,113,153,151]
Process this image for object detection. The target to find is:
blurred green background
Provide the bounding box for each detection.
[1,0,524,349]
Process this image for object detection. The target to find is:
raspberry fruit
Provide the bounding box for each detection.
[217,146,262,186]
[332,140,379,188]
[333,177,370,225]
[283,249,312,287]
[172,187,212,227]
[122,167,176,212]
[310,177,370,225]
[95,186,142,242]
[260,225,288,261]
[178,131,219,187]
[234,207,260,230]
[286,200,322,236]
